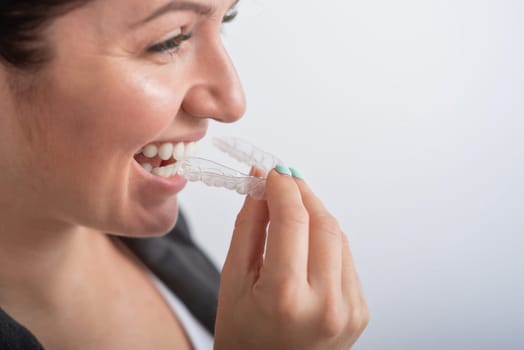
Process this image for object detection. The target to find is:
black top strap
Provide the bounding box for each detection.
[121,211,221,335]
[0,308,44,350]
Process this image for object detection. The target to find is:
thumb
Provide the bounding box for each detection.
[222,167,269,285]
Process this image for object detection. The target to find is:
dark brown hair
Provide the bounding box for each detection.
[0,0,92,70]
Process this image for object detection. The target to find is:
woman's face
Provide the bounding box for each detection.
[1,0,245,236]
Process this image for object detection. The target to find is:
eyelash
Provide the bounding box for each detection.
[223,8,238,23]
[147,32,193,54]
[146,9,239,56]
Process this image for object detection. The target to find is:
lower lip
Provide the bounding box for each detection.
[132,160,188,194]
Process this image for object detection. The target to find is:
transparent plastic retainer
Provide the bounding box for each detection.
[177,137,284,200]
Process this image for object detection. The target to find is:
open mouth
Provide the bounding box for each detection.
[133,141,197,178]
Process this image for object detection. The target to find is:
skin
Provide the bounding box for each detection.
[0,0,369,349]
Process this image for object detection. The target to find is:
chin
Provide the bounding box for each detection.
[143,208,180,237]
[109,201,180,238]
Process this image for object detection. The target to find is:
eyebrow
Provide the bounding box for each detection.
[133,0,239,28]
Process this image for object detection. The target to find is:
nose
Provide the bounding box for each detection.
[182,39,246,123]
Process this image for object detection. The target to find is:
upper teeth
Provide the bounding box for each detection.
[139,141,197,161]
[136,141,198,178]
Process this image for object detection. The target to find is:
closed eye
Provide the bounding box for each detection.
[147,32,193,53]
[222,7,238,23]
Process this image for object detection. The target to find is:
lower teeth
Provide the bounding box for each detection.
[141,163,153,172]
[141,162,180,178]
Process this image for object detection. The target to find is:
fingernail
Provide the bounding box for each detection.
[274,164,292,176]
[289,167,305,180]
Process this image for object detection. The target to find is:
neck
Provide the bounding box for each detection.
[0,208,115,310]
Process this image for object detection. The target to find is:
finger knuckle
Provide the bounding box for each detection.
[341,232,350,247]
[278,208,309,229]
[233,212,253,229]
[360,303,371,329]
[318,296,347,337]
[310,213,342,238]
[347,303,370,333]
[234,211,248,229]
[271,280,304,323]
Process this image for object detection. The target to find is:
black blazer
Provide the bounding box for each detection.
[0,211,221,349]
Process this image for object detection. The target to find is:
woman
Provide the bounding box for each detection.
[0,0,369,349]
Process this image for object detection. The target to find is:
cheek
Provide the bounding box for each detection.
[50,67,182,154]
[121,75,182,144]
[29,68,184,231]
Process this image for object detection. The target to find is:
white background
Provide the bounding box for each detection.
[179,0,524,349]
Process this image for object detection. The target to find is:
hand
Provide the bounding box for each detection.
[215,167,369,350]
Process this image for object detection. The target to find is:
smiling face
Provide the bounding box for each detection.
[0,0,245,237]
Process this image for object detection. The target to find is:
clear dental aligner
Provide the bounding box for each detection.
[178,157,267,200]
[180,137,283,200]
[212,137,284,174]
[133,137,283,199]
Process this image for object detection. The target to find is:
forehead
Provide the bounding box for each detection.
[48,0,237,53]
[86,0,231,26]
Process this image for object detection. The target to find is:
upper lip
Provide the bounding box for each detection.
[142,129,207,146]
[133,129,207,157]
